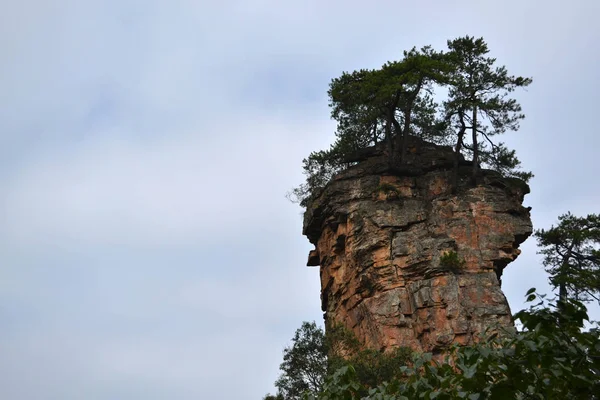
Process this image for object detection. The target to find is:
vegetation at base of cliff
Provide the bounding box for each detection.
[269,322,328,400]
[313,292,599,400]
[266,291,600,400]
[288,36,533,208]
[326,323,412,393]
[265,322,412,400]
[265,211,600,399]
[439,250,466,272]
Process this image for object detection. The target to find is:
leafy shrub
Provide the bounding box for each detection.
[305,290,600,400]
[326,323,412,396]
[439,250,465,272]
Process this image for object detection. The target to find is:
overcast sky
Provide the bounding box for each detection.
[1,0,599,399]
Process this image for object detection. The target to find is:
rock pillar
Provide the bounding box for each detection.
[303,137,532,354]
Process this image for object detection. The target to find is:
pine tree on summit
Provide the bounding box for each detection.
[444,36,532,184]
[289,36,532,207]
[328,46,449,166]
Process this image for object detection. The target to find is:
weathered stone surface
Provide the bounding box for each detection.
[303,136,532,354]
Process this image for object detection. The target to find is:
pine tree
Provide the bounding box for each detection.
[444,36,532,184]
[535,212,600,303]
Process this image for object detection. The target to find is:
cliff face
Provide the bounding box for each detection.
[303,137,532,354]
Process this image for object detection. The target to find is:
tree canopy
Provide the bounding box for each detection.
[264,322,328,400]
[535,212,600,304]
[444,36,532,184]
[289,36,532,207]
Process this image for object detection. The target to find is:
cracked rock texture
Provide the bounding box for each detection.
[303,137,532,354]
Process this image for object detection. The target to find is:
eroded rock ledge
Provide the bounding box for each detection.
[303,136,532,354]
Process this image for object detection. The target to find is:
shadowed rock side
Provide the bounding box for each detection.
[303,136,532,355]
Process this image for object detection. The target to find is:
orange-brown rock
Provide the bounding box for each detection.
[303,137,532,354]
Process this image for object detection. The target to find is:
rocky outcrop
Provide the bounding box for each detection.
[303,136,532,354]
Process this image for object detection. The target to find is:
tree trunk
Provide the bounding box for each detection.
[559,245,574,304]
[559,281,567,304]
[400,110,411,163]
[557,262,569,327]
[391,117,403,163]
[385,109,393,165]
[372,122,378,144]
[386,92,402,166]
[471,105,479,184]
[453,127,465,192]
[400,80,422,164]
[557,245,574,326]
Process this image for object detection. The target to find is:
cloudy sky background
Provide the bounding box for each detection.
[1,0,599,398]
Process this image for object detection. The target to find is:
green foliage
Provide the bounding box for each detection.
[326,324,412,394]
[344,348,412,395]
[326,323,412,394]
[287,148,347,207]
[270,210,600,399]
[479,142,533,182]
[263,394,285,400]
[443,36,533,183]
[272,321,329,400]
[502,176,531,193]
[535,212,600,303]
[439,250,465,272]
[328,45,450,163]
[270,222,600,399]
[291,36,533,207]
[306,366,361,400]
[306,291,600,400]
[325,322,362,359]
[267,322,413,400]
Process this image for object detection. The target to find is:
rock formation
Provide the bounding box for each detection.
[303,136,532,354]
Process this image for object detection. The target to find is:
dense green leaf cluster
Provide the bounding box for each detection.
[289,36,533,206]
[305,291,600,400]
[267,322,328,400]
[326,323,412,394]
[535,213,600,303]
[439,251,466,272]
[265,322,412,400]
[267,293,600,400]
